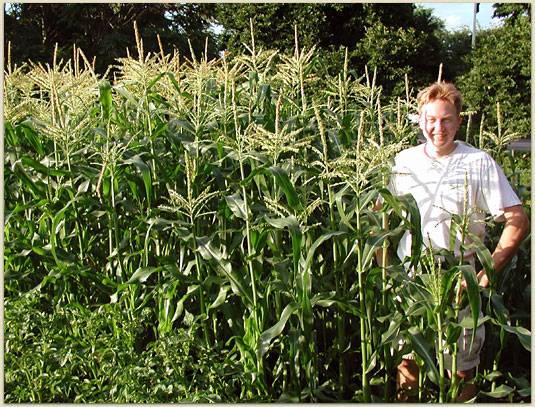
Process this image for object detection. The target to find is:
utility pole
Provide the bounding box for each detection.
[472,3,479,49]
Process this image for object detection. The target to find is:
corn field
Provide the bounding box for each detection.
[4,27,531,403]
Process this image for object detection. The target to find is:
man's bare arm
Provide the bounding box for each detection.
[477,204,530,288]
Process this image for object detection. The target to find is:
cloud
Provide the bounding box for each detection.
[444,15,469,30]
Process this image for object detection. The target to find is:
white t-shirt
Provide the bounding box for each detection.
[389,141,521,261]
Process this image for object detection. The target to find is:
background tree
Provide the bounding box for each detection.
[4,3,219,75]
[5,2,527,110]
[457,3,531,138]
[214,3,446,97]
[351,4,445,96]
[435,28,473,82]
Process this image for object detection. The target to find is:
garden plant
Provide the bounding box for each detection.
[4,24,531,403]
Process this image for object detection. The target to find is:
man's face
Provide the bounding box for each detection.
[419,99,461,158]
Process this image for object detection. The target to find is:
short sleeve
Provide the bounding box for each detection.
[477,153,522,221]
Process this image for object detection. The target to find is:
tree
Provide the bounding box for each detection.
[351,5,446,96]
[4,3,219,75]
[457,3,530,138]
[436,28,473,82]
[214,3,446,97]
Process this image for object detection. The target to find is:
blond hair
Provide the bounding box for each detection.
[417,82,463,116]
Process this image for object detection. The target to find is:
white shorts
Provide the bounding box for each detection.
[401,306,485,372]
[442,306,485,371]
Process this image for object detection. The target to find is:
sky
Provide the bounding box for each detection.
[420,3,502,31]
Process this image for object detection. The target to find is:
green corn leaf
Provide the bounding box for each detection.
[50,198,78,267]
[257,83,271,106]
[464,233,496,286]
[4,199,48,225]
[209,285,230,310]
[449,213,462,253]
[440,266,458,307]
[242,165,302,211]
[407,325,440,385]
[361,229,391,269]
[517,386,531,398]
[457,315,490,329]
[4,121,16,148]
[146,71,167,91]
[99,81,113,121]
[197,237,253,307]
[126,266,162,284]
[460,264,480,347]
[147,217,182,231]
[165,71,181,91]
[225,192,249,220]
[489,290,510,325]
[303,231,344,274]
[124,154,152,208]
[257,301,301,359]
[380,312,404,343]
[500,324,531,351]
[251,228,269,253]
[379,189,422,269]
[398,194,423,269]
[357,190,377,211]
[170,119,195,133]
[481,384,514,398]
[266,166,301,210]
[265,215,302,274]
[19,121,44,156]
[21,156,70,177]
[114,84,139,106]
[365,349,378,374]
[445,323,462,346]
[12,160,47,198]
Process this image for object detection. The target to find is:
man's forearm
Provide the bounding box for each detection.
[478,205,530,287]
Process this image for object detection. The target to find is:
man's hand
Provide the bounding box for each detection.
[476,270,489,289]
[491,205,530,275]
[460,205,529,298]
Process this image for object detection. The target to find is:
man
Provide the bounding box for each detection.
[377,82,530,401]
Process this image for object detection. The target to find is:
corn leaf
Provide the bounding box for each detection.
[481,384,514,398]
[257,301,301,359]
[407,325,440,385]
[126,266,162,284]
[99,81,113,121]
[124,154,152,208]
[225,192,249,220]
[460,264,480,347]
[500,324,531,351]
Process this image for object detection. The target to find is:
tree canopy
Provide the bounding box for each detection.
[214,3,446,96]
[457,3,531,137]
[3,1,529,124]
[4,3,219,74]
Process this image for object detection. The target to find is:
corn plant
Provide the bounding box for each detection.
[4,22,530,403]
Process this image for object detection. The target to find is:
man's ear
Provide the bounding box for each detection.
[418,111,426,130]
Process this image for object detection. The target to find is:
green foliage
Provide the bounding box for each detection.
[4,292,243,402]
[215,3,445,96]
[4,3,219,75]
[4,27,531,403]
[458,4,531,138]
[437,28,473,81]
[493,2,531,23]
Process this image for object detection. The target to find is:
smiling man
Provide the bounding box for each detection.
[385,82,530,401]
